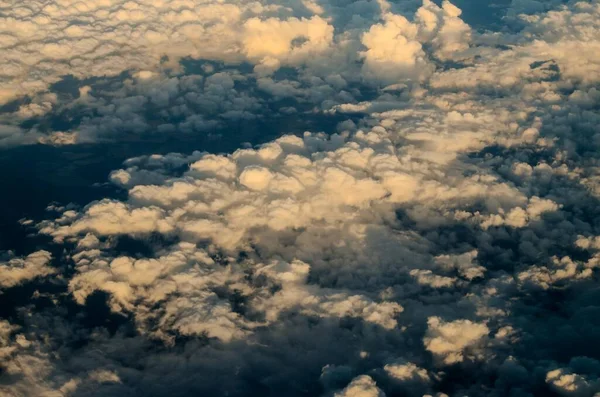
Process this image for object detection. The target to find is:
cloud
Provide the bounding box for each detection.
[2,1,600,396]
[0,251,54,289]
[335,375,386,397]
[546,367,600,397]
[384,361,430,383]
[359,0,472,85]
[423,317,489,365]
[360,13,433,84]
[243,16,334,73]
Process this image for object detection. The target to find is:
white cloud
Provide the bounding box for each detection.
[546,368,596,397]
[384,361,430,383]
[0,251,54,289]
[423,317,489,365]
[360,13,433,84]
[243,16,334,73]
[335,375,386,397]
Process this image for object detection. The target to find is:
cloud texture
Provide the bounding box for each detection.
[2,0,600,396]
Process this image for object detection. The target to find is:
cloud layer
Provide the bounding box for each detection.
[2,1,600,396]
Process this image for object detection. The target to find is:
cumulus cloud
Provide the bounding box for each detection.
[423,317,489,365]
[243,16,334,73]
[360,13,432,84]
[360,0,472,85]
[335,375,386,397]
[546,368,594,397]
[0,251,54,289]
[384,361,430,383]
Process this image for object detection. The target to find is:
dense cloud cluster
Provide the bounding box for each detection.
[1,0,600,396]
[0,0,477,145]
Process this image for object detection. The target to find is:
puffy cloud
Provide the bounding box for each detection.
[409,269,457,288]
[359,0,472,85]
[360,13,433,84]
[243,16,334,73]
[0,317,129,396]
[546,368,597,397]
[40,200,174,240]
[335,375,386,397]
[416,0,471,60]
[0,251,54,289]
[480,196,560,229]
[434,250,485,281]
[516,255,593,290]
[423,317,489,365]
[384,361,430,383]
[0,319,63,396]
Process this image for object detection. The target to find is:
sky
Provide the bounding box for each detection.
[1,0,600,396]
